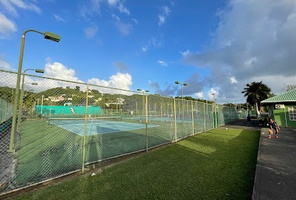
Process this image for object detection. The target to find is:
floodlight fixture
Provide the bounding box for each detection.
[44,31,60,42]
[35,69,45,73]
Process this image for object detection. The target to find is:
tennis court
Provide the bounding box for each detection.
[129,115,210,124]
[49,117,159,136]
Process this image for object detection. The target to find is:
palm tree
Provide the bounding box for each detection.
[242,81,271,116]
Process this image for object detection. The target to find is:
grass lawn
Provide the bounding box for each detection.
[12,127,259,200]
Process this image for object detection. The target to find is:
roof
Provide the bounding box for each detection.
[261,89,296,104]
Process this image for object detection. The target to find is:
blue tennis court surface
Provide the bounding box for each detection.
[49,119,159,136]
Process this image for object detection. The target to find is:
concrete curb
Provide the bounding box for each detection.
[252,128,266,200]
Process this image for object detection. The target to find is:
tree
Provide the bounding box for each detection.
[242,81,271,116]
[75,86,80,92]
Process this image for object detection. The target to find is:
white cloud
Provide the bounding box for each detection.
[44,62,81,82]
[107,0,130,15]
[115,21,132,35]
[141,37,163,52]
[0,13,17,38]
[117,2,130,15]
[0,0,40,16]
[54,14,65,22]
[81,0,129,17]
[208,88,218,101]
[84,26,98,39]
[0,61,83,93]
[0,69,17,89]
[158,15,165,26]
[112,13,120,21]
[80,1,132,36]
[0,0,41,39]
[230,76,237,84]
[113,61,129,72]
[80,0,101,18]
[158,5,171,26]
[21,61,134,94]
[0,1,18,16]
[244,57,257,67]
[180,50,192,57]
[131,18,138,24]
[194,92,203,99]
[87,72,132,91]
[158,60,168,67]
[0,57,11,70]
[107,0,118,6]
[182,0,296,103]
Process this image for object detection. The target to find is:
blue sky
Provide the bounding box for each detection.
[1,0,296,103]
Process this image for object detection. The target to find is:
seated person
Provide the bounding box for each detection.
[268,118,280,138]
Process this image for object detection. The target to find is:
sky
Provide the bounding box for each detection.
[0,0,296,104]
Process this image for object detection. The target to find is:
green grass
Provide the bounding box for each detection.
[13,127,259,200]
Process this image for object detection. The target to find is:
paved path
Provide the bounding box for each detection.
[252,127,296,200]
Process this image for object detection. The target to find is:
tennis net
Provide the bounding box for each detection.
[47,116,122,125]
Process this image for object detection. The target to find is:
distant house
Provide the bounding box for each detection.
[261,89,296,128]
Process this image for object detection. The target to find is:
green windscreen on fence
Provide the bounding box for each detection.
[35,105,104,116]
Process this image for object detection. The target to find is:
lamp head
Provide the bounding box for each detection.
[44,32,60,42]
[35,69,44,74]
[183,83,188,86]
[175,81,180,85]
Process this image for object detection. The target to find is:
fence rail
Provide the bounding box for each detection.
[0,69,245,195]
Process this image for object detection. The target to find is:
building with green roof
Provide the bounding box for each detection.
[261,89,296,128]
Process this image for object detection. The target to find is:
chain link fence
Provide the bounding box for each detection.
[0,69,242,195]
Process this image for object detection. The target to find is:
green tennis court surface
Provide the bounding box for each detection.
[49,118,159,135]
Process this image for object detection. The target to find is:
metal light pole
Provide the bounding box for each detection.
[137,89,149,117]
[17,68,44,132]
[9,29,60,153]
[175,81,188,120]
[137,89,149,152]
[175,81,188,101]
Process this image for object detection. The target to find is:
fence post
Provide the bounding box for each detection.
[217,105,219,127]
[174,98,177,142]
[145,93,148,152]
[203,102,206,131]
[82,85,89,173]
[212,104,215,128]
[191,101,194,135]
